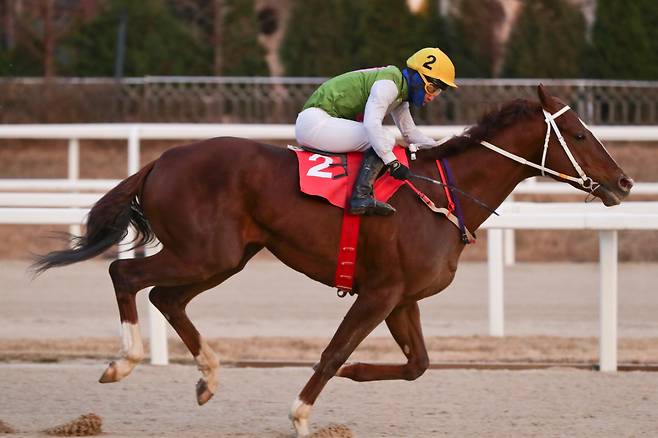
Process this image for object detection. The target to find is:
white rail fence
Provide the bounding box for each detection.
[483,201,658,372]
[3,123,658,267]
[2,123,658,186]
[2,123,658,198]
[2,201,658,372]
[2,124,658,371]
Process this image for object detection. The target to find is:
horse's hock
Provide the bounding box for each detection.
[0,139,657,261]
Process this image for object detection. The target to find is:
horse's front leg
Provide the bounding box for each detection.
[289,289,399,437]
[337,301,429,381]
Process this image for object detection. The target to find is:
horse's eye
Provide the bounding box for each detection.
[575,133,586,141]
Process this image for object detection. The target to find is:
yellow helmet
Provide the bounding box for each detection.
[406,47,457,88]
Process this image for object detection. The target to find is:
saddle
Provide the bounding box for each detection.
[289,145,475,295]
[290,145,409,209]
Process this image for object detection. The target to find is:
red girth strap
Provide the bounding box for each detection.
[334,211,361,294]
[435,160,455,213]
[334,152,362,295]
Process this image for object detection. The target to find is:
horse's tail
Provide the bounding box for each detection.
[33,161,157,274]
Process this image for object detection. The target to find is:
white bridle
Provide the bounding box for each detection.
[479,105,598,191]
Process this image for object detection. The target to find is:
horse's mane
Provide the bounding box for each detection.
[431,99,543,160]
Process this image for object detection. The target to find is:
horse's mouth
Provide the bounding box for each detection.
[594,184,626,206]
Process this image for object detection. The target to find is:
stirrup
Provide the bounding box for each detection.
[348,198,395,216]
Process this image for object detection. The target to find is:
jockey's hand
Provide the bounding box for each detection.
[387,160,410,180]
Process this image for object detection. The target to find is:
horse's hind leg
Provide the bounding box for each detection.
[148,278,226,405]
[290,289,400,437]
[149,246,262,405]
[99,250,215,384]
[336,301,429,381]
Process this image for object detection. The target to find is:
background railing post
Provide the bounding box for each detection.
[146,243,168,365]
[504,193,516,266]
[67,138,80,182]
[128,125,140,175]
[599,230,618,372]
[488,228,505,337]
[67,138,81,240]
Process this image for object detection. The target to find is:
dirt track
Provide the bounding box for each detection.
[1,362,658,437]
[2,259,658,437]
[3,259,658,340]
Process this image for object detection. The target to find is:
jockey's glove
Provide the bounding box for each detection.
[387,160,410,180]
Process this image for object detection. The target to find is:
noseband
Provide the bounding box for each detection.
[479,105,599,192]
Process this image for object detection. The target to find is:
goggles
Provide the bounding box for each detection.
[420,74,448,96]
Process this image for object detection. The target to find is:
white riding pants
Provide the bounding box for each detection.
[295,107,372,154]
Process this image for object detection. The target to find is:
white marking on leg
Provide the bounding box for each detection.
[289,397,312,437]
[194,338,220,394]
[106,322,144,381]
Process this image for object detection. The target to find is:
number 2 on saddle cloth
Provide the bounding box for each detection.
[289,145,406,295]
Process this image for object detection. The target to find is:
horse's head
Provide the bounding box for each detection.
[536,84,634,206]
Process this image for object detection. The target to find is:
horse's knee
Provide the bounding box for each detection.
[403,357,429,381]
[313,351,346,378]
[316,352,345,377]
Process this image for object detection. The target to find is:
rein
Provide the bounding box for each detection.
[406,159,477,244]
[409,173,499,216]
[408,140,498,216]
[479,105,599,192]
[406,104,597,243]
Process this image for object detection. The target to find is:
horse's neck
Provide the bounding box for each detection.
[435,133,541,232]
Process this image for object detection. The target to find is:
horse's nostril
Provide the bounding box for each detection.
[618,175,634,192]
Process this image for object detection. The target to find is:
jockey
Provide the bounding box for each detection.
[295,47,457,216]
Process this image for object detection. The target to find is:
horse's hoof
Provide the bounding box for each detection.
[291,418,310,437]
[98,361,119,383]
[196,379,214,406]
[289,398,311,437]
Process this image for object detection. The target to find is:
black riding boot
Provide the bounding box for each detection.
[348,149,396,216]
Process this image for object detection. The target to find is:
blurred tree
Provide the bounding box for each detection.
[0,0,80,77]
[585,0,658,79]
[351,0,418,69]
[59,0,211,76]
[0,45,42,76]
[213,0,224,75]
[279,0,358,76]
[450,0,505,77]
[281,0,447,76]
[502,0,586,78]
[221,0,269,76]
[411,0,453,54]
[164,0,268,76]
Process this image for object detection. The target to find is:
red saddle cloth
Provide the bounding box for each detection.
[293,145,409,208]
[292,145,409,294]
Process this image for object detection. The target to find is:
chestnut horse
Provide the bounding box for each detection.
[35,85,632,437]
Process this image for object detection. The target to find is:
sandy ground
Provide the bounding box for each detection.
[0,362,657,437]
[2,258,658,340]
[2,258,658,364]
[1,259,658,437]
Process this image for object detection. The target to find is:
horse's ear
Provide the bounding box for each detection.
[537,83,553,111]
